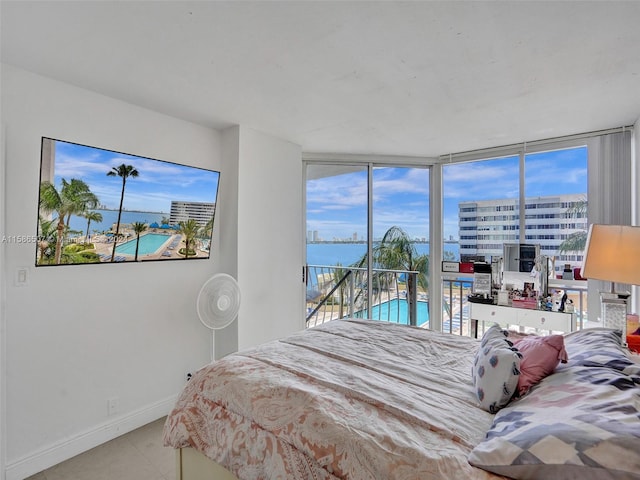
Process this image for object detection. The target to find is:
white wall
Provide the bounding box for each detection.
[214,126,240,359]
[1,64,223,479]
[237,127,304,350]
[1,122,8,480]
[1,64,307,480]
[212,125,304,356]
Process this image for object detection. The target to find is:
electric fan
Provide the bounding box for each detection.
[196,273,241,330]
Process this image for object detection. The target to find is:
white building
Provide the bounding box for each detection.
[459,193,588,268]
[169,201,215,227]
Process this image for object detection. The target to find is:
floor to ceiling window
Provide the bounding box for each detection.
[305,128,632,333]
[305,164,368,266]
[441,144,590,330]
[524,146,588,276]
[305,163,430,328]
[443,155,520,263]
[442,147,588,268]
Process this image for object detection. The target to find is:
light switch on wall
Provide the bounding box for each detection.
[15,267,29,286]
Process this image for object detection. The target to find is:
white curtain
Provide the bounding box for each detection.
[587,128,635,319]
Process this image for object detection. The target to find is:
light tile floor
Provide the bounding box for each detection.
[26,417,174,480]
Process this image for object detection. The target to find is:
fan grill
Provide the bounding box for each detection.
[197,273,240,330]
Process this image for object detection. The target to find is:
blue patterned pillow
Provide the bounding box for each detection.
[472,324,522,413]
[469,337,640,479]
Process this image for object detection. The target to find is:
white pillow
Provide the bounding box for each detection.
[472,324,522,413]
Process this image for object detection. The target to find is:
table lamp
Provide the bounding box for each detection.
[580,224,640,344]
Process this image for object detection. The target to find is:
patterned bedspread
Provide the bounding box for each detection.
[163,319,504,479]
[469,328,640,479]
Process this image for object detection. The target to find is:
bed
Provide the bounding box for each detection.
[163,319,640,480]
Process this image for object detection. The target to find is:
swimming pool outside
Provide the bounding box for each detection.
[354,299,429,327]
[353,298,462,331]
[115,233,173,256]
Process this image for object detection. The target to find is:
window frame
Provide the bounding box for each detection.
[304,126,634,331]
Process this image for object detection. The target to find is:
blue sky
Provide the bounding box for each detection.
[48,139,220,213]
[307,146,587,241]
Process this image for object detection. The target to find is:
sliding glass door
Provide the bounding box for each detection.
[305,164,367,326]
[305,163,430,327]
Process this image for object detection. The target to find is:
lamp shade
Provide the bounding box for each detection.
[580,224,640,286]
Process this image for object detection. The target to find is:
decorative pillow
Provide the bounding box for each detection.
[469,354,640,480]
[472,324,522,413]
[562,328,634,373]
[513,335,568,396]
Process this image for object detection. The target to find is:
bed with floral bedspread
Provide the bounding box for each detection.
[163,320,640,480]
[163,319,504,479]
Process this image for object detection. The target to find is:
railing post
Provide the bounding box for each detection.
[349,268,355,318]
[409,272,417,326]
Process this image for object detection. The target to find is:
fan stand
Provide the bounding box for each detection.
[196,273,241,361]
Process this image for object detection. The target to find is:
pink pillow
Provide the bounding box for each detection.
[513,335,568,396]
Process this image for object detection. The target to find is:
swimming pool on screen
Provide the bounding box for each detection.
[115,233,173,256]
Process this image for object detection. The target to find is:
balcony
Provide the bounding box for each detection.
[306,265,592,336]
[306,265,471,334]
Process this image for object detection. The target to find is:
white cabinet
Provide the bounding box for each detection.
[470,303,576,335]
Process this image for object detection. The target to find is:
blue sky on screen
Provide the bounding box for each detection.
[51,140,220,213]
[307,147,587,241]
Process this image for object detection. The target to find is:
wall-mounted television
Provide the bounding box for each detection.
[36,137,220,266]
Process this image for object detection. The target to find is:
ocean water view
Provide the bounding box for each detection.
[306,242,460,266]
[66,209,168,237]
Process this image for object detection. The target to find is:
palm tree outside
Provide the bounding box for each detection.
[107,164,139,262]
[178,219,200,259]
[558,198,588,255]
[132,221,148,261]
[355,226,429,326]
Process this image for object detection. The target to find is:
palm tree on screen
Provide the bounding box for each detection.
[178,219,200,259]
[36,216,58,264]
[132,222,147,262]
[107,164,139,262]
[60,179,99,229]
[39,181,78,264]
[203,215,214,240]
[82,210,103,243]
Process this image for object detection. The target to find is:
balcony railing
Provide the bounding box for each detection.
[305,264,423,328]
[442,277,474,336]
[306,265,591,334]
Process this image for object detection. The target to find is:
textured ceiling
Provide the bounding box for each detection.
[2,1,639,157]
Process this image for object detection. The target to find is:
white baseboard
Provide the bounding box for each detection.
[5,394,178,480]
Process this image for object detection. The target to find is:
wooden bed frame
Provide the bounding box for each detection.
[176,448,239,480]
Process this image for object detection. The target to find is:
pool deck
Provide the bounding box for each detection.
[90,232,209,262]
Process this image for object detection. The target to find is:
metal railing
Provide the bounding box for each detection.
[306,265,591,335]
[305,265,422,328]
[442,277,474,336]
